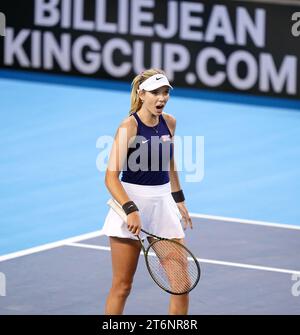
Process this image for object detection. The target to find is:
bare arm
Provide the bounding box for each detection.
[169,149,181,193]
[104,115,142,235]
[164,113,193,230]
[163,113,181,192]
[105,116,136,205]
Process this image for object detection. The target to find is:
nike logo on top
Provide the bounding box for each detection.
[156,77,163,80]
[142,139,150,144]
[161,135,171,142]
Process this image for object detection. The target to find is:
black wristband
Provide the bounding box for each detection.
[171,190,185,203]
[122,201,139,215]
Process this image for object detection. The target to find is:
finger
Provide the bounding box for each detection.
[128,225,135,233]
[183,216,188,230]
[132,224,141,235]
[184,209,192,227]
[132,226,139,235]
[136,226,141,236]
[184,209,193,229]
[188,217,193,229]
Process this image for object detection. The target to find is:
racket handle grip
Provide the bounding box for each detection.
[107,198,128,222]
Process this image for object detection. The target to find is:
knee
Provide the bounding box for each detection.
[111,279,133,299]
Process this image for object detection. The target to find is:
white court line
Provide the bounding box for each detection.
[190,213,300,231]
[66,242,300,276]
[1,213,299,263]
[0,230,104,262]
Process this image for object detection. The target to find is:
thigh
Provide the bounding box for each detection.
[173,238,185,245]
[147,237,186,248]
[109,237,141,281]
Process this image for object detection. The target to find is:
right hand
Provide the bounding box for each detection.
[127,211,142,236]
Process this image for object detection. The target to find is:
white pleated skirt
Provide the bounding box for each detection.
[102,181,185,240]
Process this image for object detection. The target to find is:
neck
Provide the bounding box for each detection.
[137,108,159,126]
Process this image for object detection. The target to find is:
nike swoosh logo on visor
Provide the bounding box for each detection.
[156,77,163,80]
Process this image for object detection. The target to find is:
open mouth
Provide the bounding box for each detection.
[156,105,164,111]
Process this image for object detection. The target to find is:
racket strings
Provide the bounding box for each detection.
[150,245,194,292]
[147,240,199,294]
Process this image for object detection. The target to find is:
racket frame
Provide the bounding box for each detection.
[107,198,201,295]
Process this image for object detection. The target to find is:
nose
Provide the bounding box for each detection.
[158,93,168,101]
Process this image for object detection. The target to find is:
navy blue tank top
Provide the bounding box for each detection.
[121,112,173,185]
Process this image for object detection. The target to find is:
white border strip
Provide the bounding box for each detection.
[67,242,300,275]
[0,230,104,262]
[236,0,300,6]
[1,212,299,263]
[67,242,111,251]
[189,213,300,231]
[198,258,300,275]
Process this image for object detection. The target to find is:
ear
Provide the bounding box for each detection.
[138,89,146,102]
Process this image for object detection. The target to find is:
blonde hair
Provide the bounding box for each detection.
[129,68,166,115]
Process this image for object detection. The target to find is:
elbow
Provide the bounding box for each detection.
[105,169,119,189]
[105,171,111,189]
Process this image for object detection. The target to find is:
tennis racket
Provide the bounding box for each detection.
[107,198,201,295]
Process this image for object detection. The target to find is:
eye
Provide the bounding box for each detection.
[150,89,170,96]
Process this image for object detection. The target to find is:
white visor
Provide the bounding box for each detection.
[139,74,173,91]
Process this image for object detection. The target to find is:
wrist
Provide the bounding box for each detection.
[171,190,185,203]
[122,201,139,215]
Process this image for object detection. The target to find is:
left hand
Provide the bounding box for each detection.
[177,202,193,230]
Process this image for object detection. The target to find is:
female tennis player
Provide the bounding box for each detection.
[102,68,193,315]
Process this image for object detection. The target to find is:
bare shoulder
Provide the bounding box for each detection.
[162,112,176,135]
[118,114,137,131]
[114,114,137,143]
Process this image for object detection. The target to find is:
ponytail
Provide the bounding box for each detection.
[129,74,143,115]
